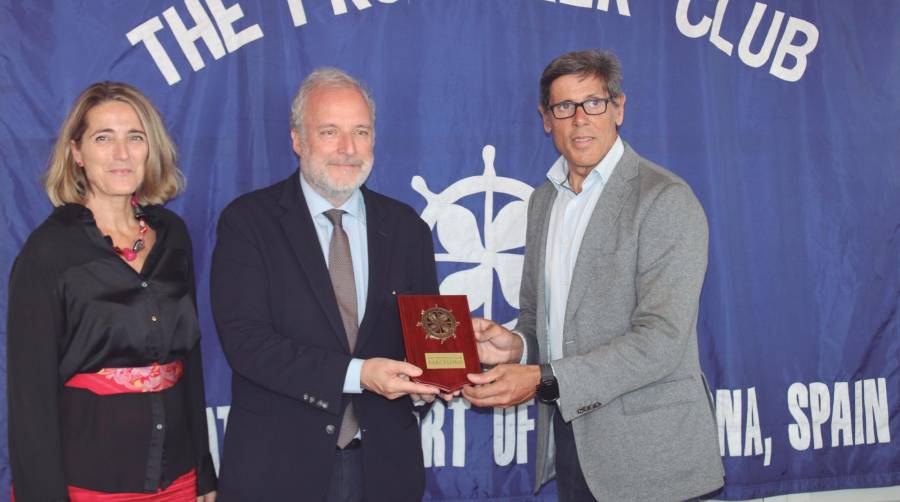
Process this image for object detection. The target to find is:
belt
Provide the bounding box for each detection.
[64,360,183,395]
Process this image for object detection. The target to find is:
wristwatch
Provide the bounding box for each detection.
[536,363,559,403]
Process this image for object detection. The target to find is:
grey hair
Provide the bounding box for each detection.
[290,67,376,138]
[539,50,624,111]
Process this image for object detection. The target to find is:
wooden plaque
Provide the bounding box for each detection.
[396,294,480,392]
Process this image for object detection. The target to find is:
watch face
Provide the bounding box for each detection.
[537,364,559,403]
[538,378,559,403]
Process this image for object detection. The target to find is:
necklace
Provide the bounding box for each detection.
[112,195,148,262]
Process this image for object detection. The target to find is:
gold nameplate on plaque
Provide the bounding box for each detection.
[424,352,466,369]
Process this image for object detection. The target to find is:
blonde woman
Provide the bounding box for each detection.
[7,82,216,501]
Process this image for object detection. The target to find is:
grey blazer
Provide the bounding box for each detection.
[518,142,724,501]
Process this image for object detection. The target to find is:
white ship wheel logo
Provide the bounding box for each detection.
[411,145,533,326]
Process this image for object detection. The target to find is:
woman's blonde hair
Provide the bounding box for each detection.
[44,81,184,206]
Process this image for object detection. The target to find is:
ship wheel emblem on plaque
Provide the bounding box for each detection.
[418,306,459,344]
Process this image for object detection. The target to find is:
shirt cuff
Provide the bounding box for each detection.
[511,330,529,365]
[343,358,365,393]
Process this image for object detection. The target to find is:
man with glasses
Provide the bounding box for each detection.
[462,50,724,501]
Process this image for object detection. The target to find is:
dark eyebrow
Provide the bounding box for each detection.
[553,94,607,106]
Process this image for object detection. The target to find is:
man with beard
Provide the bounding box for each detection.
[211,68,440,501]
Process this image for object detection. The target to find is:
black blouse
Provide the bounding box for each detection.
[7,203,216,501]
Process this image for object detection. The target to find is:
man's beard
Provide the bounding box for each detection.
[301,155,373,203]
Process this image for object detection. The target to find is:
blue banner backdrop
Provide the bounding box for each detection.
[2,1,899,500]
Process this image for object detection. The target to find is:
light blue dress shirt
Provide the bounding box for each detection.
[544,136,623,362]
[299,173,368,394]
[516,136,624,372]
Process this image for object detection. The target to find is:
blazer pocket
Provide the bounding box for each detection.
[621,376,700,416]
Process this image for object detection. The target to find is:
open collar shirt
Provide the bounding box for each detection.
[544,136,623,361]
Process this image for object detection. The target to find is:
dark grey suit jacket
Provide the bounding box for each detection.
[211,172,438,501]
[518,142,724,501]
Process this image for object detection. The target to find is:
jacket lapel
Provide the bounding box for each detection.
[564,143,639,327]
[278,173,350,352]
[356,186,389,353]
[532,182,556,362]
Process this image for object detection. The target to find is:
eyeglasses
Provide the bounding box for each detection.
[547,98,612,119]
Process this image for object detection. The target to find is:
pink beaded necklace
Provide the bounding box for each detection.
[112,195,148,262]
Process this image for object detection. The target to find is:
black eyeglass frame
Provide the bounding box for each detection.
[547,97,613,119]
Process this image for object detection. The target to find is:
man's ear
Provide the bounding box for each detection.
[614,93,626,128]
[538,104,551,134]
[290,128,303,157]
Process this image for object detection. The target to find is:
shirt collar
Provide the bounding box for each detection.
[298,171,365,223]
[55,202,164,229]
[546,136,624,194]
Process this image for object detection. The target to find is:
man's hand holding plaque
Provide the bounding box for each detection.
[397,295,481,393]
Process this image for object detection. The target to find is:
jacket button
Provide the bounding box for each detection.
[325,424,336,435]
